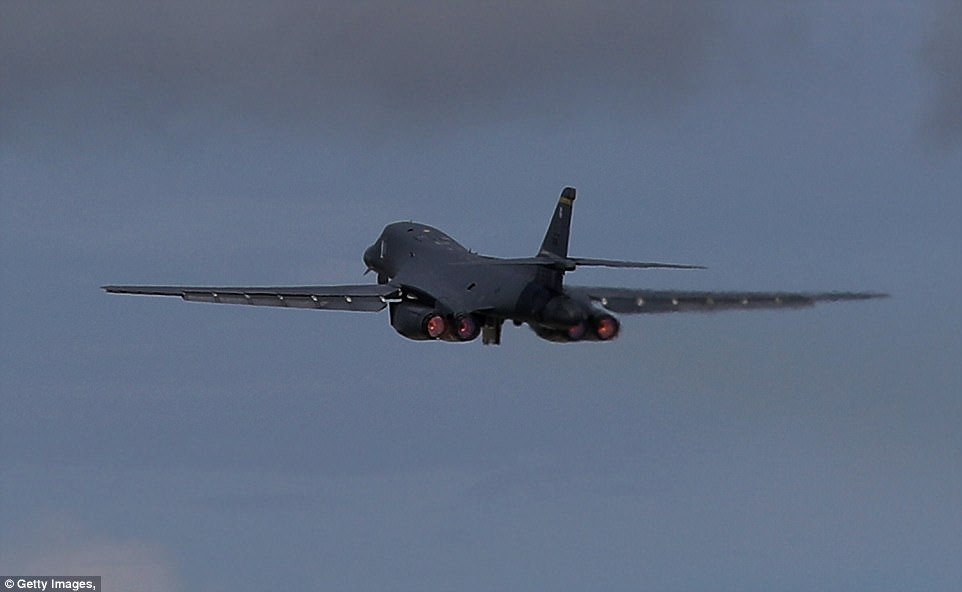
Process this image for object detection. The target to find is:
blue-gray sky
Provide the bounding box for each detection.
[2,2,960,590]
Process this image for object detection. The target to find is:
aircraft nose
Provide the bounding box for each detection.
[363,243,379,270]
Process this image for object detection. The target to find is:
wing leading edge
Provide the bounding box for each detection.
[102,284,401,312]
[568,287,887,314]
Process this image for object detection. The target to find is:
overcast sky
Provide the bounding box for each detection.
[2,2,960,590]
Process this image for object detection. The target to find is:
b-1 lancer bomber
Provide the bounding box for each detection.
[104,187,885,345]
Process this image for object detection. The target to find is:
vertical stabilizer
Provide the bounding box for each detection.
[539,187,576,258]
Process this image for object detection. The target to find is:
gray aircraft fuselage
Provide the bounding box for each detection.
[364,222,567,326]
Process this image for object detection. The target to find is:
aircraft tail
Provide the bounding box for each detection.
[528,186,698,290]
[539,187,576,258]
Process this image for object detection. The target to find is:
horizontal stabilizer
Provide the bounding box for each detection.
[568,257,705,270]
[463,255,703,271]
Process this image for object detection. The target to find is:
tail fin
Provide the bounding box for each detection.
[539,187,576,258]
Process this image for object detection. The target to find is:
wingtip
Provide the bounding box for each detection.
[852,291,890,300]
[822,291,890,302]
[656,263,707,270]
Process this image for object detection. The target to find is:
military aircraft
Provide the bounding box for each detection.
[104,187,885,345]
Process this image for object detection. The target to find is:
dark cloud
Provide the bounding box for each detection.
[921,0,962,150]
[1,1,734,133]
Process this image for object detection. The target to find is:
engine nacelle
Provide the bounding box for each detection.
[539,294,587,329]
[529,313,620,343]
[390,303,482,342]
[389,302,447,340]
[591,313,620,340]
[451,314,481,342]
[529,324,580,343]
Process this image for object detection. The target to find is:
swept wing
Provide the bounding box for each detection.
[568,287,886,314]
[102,284,401,312]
